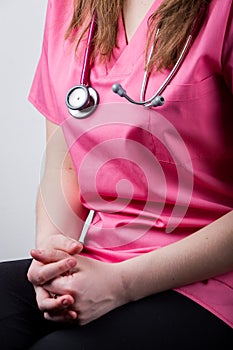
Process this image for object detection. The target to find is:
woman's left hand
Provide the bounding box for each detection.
[40,254,127,325]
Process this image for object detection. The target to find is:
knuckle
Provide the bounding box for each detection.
[77,314,84,324]
[63,281,75,295]
[57,262,66,274]
[27,270,32,282]
[37,303,45,312]
[27,272,37,285]
[27,264,35,282]
[35,296,44,312]
[78,315,87,326]
[43,312,50,320]
[54,249,61,258]
[36,271,45,285]
[65,288,73,295]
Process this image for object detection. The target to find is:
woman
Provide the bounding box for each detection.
[0,0,233,349]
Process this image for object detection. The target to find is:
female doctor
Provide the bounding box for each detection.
[0,0,233,349]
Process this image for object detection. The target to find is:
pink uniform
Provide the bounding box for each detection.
[29,0,233,327]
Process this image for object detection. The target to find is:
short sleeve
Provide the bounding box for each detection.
[222,1,233,94]
[28,0,61,125]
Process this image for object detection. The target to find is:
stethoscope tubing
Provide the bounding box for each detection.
[66,5,206,116]
[138,4,206,107]
[80,12,97,86]
[141,34,192,107]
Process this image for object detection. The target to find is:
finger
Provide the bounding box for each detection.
[49,235,83,255]
[38,294,74,312]
[44,274,74,296]
[36,286,78,323]
[30,258,76,286]
[36,286,75,313]
[30,249,71,264]
[44,309,77,323]
[35,286,50,306]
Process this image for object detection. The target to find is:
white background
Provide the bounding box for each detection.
[0,1,48,261]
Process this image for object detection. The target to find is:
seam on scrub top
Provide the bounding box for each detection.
[212,277,233,290]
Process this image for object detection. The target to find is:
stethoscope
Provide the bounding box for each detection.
[65,9,204,119]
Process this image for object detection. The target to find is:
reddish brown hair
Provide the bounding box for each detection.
[66,0,211,71]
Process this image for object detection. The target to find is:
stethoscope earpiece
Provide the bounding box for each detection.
[66,85,99,118]
[112,83,165,108]
[150,96,165,107]
[112,83,126,97]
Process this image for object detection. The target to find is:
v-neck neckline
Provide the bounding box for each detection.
[93,0,162,79]
[121,0,159,46]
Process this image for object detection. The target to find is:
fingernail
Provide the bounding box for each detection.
[62,299,69,306]
[71,312,77,320]
[70,242,79,250]
[31,249,43,258]
[67,259,76,268]
[68,312,77,320]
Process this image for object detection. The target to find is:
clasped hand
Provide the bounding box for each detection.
[27,234,126,325]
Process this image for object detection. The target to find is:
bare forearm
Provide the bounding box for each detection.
[36,169,88,248]
[35,121,89,248]
[119,210,233,302]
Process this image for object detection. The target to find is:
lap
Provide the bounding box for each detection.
[0,259,232,350]
[28,290,233,350]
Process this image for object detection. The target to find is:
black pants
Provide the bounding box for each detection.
[0,259,232,350]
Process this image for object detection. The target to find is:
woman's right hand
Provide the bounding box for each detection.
[27,233,83,321]
[27,232,83,285]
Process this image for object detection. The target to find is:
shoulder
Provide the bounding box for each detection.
[208,0,232,15]
[42,0,74,49]
[46,0,72,15]
[44,0,73,35]
[203,0,232,45]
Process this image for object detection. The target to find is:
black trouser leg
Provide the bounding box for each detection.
[28,290,233,350]
[0,259,57,350]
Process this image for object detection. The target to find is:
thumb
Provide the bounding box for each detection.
[50,234,83,255]
[69,239,83,254]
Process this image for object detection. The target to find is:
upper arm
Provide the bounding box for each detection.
[37,120,88,241]
[44,119,76,174]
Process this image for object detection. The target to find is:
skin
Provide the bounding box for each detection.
[122,0,155,42]
[27,0,233,325]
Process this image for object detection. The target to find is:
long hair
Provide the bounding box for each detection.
[66,0,211,71]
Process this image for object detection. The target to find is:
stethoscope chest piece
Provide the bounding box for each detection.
[65,85,99,118]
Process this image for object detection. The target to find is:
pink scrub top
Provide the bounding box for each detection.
[29,0,233,327]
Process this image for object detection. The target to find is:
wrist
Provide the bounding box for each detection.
[35,231,58,249]
[116,260,139,304]
[35,232,83,255]
[116,254,159,303]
